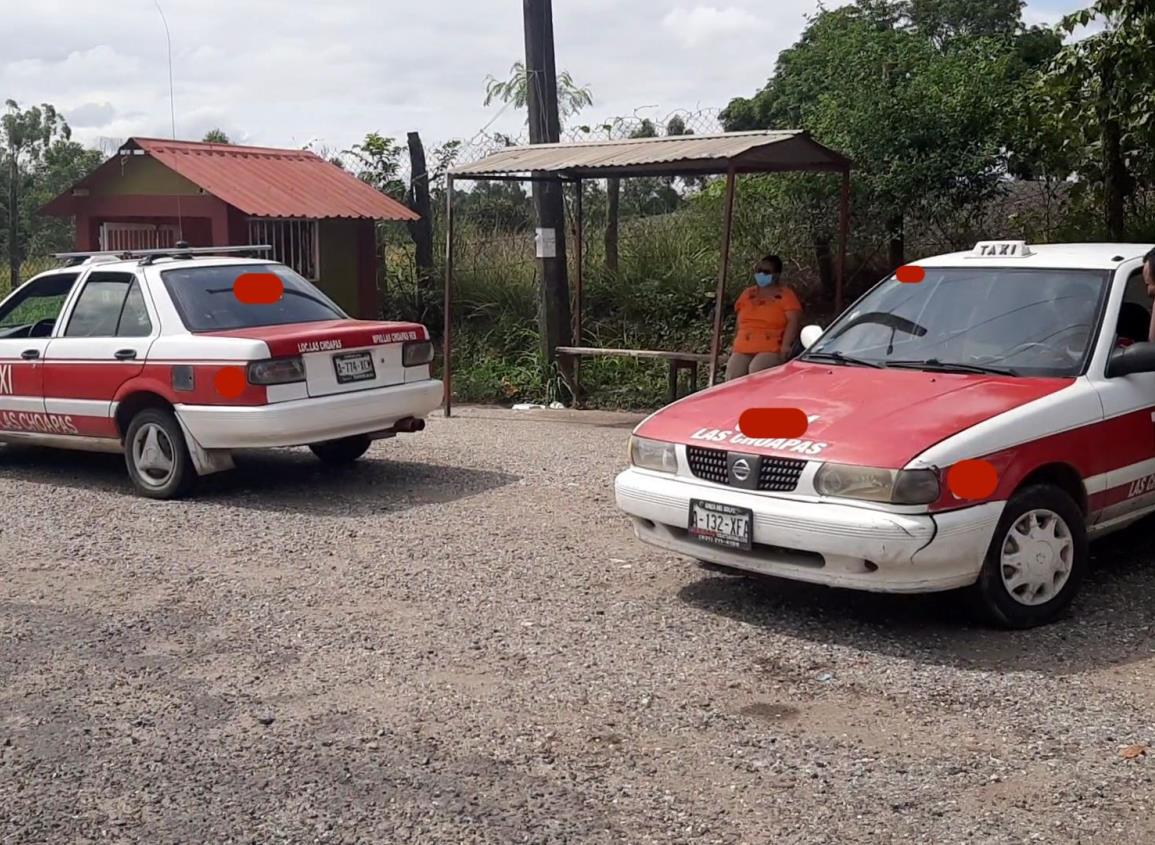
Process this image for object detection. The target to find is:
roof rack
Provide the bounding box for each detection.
[51,244,274,267]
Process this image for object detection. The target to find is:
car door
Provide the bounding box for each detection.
[0,272,82,433]
[42,270,157,439]
[1089,260,1155,524]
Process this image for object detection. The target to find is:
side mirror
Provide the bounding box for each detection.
[1106,342,1155,377]
[800,324,824,349]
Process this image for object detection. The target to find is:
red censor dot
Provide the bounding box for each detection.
[896,265,926,284]
[233,272,284,305]
[738,407,809,439]
[947,459,998,500]
[214,366,246,399]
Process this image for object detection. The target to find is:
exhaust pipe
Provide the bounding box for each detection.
[393,416,425,433]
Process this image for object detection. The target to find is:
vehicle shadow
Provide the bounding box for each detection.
[677,517,1155,676]
[0,445,519,518]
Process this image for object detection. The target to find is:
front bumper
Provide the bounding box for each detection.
[615,467,1002,593]
[176,379,443,449]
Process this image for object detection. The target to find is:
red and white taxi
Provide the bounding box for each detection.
[617,241,1155,628]
[0,246,442,499]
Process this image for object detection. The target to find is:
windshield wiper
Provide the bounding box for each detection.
[886,358,1018,376]
[805,350,886,369]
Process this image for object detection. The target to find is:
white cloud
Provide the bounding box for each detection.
[661,5,765,48]
[0,0,1071,156]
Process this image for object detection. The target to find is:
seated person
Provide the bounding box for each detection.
[725,254,803,381]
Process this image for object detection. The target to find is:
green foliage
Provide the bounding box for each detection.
[344,132,407,201]
[202,128,231,144]
[1,101,95,288]
[1039,0,1155,237]
[483,61,594,124]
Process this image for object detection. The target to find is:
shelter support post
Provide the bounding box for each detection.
[443,176,455,417]
[837,168,849,315]
[573,179,584,408]
[708,169,738,386]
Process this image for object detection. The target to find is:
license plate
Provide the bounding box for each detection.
[688,500,753,551]
[333,351,376,384]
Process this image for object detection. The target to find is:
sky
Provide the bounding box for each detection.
[1,0,1090,156]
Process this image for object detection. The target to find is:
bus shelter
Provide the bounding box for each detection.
[443,130,852,415]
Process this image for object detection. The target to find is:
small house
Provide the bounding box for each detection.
[39,137,417,319]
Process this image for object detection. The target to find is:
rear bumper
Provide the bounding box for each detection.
[176,379,443,449]
[615,467,1003,594]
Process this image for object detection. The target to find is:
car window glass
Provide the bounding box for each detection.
[0,273,79,337]
[65,273,133,338]
[116,280,153,337]
[160,264,345,332]
[1116,269,1150,343]
[807,268,1110,377]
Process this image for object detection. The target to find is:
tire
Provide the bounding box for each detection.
[309,434,372,465]
[970,484,1087,629]
[124,407,196,500]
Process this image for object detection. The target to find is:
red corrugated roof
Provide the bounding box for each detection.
[130,137,418,221]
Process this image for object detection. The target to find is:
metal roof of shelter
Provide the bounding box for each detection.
[41,137,418,221]
[448,130,852,181]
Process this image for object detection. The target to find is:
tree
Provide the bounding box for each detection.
[1,100,71,288]
[344,132,406,201]
[722,1,1023,276]
[483,61,593,125]
[1041,0,1155,239]
[202,128,230,144]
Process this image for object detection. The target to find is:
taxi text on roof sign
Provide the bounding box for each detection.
[970,240,1034,258]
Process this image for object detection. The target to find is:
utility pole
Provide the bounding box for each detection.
[523,0,573,397]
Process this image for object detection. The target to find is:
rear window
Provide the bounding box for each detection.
[160,264,346,332]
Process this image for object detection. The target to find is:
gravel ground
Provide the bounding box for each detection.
[2,404,1155,845]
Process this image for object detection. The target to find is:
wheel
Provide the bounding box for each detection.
[970,484,1087,629]
[124,407,196,500]
[309,434,372,465]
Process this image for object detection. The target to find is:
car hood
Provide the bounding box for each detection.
[634,360,1074,468]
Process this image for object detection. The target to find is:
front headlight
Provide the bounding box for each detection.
[629,436,678,473]
[814,464,940,505]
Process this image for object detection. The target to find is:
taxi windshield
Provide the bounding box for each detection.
[161,263,346,332]
[804,267,1110,377]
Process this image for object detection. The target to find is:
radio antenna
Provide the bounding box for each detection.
[154,0,184,242]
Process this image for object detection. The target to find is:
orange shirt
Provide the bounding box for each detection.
[733,285,802,354]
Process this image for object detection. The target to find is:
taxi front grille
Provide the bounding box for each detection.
[686,445,805,492]
[759,457,806,492]
[685,445,729,485]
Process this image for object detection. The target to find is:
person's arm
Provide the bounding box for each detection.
[780,287,803,355]
[782,310,802,356]
[1148,306,1155,343]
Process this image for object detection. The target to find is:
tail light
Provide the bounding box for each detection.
[403,340,434,367]
[248,356,305,385]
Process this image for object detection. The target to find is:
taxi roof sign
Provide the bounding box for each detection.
[970,240,1034,258]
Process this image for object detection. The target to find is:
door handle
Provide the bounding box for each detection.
[20,349,39,360]
[114,349,138,361]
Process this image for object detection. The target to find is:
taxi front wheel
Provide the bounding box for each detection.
[124,408,196,500]
[970,485,1087,629]
[309,434,372,465]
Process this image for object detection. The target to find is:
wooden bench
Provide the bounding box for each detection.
[556,346,721,404]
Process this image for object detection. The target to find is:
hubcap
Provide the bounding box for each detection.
[131,423,176,489]
[999,508,1074,606]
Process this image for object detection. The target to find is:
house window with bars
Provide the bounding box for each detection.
[247,218,319,281]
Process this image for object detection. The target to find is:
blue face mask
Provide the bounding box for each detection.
[754,272,777,288]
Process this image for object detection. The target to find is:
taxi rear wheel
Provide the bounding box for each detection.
[124,408,196,500]
[970,485,1087,629]
[309,434,372,465]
